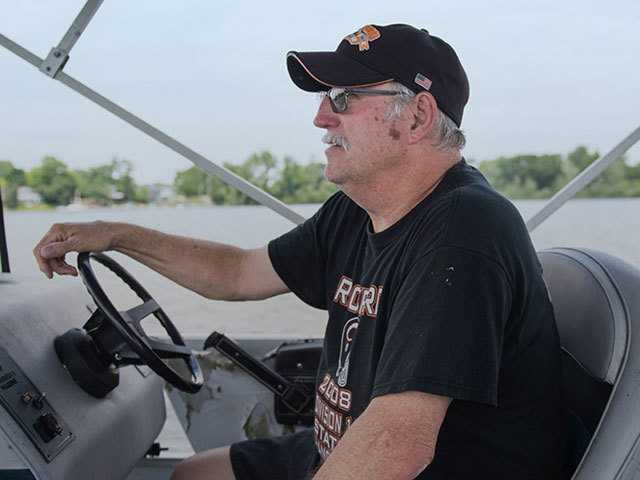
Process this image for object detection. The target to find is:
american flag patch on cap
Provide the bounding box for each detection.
[414,73,432,90]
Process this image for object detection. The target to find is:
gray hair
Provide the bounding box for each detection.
[385,82,466,151]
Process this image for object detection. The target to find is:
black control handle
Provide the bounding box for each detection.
[204,332,311,413]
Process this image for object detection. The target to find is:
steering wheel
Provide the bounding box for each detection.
[76,251,204,393]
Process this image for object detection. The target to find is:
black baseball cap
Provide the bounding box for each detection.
[287,24,469,127]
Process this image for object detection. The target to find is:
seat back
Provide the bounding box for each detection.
[539,248,640,480]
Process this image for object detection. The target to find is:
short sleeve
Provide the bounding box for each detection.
[372,246,512,406]
[268,196,345,309]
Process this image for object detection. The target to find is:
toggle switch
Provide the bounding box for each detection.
[32,392,46,410]
[20,391,34,405]
[34,413,63,443]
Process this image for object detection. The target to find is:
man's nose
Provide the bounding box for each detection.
[313,96,340,129]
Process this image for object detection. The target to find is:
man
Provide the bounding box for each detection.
[34,24,567,479]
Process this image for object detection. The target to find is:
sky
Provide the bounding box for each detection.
[1,0,639,185]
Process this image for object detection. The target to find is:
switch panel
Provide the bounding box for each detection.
[0,346,74,462]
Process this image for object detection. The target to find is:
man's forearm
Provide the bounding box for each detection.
[313,416,433,480]
[313,392,449,480]
[110,222,246,300]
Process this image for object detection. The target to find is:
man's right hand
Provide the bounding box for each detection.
[32,220,288,301]
[33,221,119,279]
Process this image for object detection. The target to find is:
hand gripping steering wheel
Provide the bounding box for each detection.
[74,251,203,394]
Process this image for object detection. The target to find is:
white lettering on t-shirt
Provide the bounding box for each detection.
[332,275,382,319]
[314,374,354,460]
[333,275,353,306]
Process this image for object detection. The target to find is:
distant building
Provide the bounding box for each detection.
[109,186,125,201]
[17,187,41,206]
[148,184,175,204]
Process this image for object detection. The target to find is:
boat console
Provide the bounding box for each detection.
[0,271,166,480]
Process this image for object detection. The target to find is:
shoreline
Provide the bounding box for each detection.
[5,200,640,335]
[6,195,640,214]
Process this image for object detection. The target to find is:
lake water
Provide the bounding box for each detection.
[5,199,640,457]
[5,199,640,337]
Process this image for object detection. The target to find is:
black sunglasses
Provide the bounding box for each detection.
[325,88,403,113]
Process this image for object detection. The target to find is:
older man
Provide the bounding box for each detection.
[34,24,566,479]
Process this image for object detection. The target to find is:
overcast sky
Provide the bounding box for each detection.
[1,0,639,184]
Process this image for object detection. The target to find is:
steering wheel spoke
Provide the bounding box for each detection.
[147,337,192,359]
[124,299,160,324]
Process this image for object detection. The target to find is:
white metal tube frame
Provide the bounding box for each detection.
[39,0,104,78]
[0,2,305,226]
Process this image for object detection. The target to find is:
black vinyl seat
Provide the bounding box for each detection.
[539,248,640,480]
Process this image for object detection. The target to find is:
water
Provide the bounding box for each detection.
[5,199,640,457]
[5,199,640,336]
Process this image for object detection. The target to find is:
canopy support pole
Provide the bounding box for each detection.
[0,187,10,273]
[39,0,104,78]
[0,2,306,226]
[526,125,640,232]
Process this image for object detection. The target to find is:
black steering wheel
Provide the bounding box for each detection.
[76,251,204,394]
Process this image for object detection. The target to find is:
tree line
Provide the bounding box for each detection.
[172,147,640,204]
[0,156,148,209]
[0,151,338,209]
[173,151,337,205]
[1,146,639,209]
[478,146,640,199]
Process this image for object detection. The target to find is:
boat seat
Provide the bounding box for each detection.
[539,248,640,479]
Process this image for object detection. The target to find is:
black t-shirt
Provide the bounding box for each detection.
[268,159,567,478]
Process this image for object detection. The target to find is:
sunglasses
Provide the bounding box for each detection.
[325,88,403,113]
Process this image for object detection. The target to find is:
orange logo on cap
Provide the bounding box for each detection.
[345,25,381,51]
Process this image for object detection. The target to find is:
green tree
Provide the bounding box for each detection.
[579,155,632,197]
[479,154,565,198]
[74,158,141,205]
[0,160,27,209]
[567,146,599,173]
[477,146,640,199]
[74,163,115,205]
[0,161,26,185]
[564,146,639,198]
[112,158,137,202]
[134,185,150,203]
[174,166,209,197]
[28,156,76,206]
[199,152,337,205]
[623,162,640,197]
[205,151,277,205]
[272,158,336,203]
[208,163,250,205]
[239,151,277,192]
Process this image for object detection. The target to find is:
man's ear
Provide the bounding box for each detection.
[408,92,438,145]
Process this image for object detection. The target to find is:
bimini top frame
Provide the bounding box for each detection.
[0,0,638,232]
[0,186,9,273]
[0,1,305,227]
